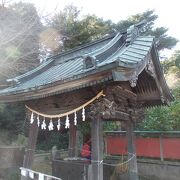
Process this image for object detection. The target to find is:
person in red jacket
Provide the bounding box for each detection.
[81,139,91,160]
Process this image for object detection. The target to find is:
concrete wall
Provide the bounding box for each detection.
[52,159,130,180]
[52,159,89,180]
[138,159,180,180]
[52,158,180,180]
[0,146,24,168]
[0,146,24,179]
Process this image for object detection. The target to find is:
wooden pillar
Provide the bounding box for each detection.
[76,130,83,156]
[21,120,39,180]
[23,121,39,168]
[159,134,164,161]
[68,122,77,157]
[126,120,139,180]
[91,116,103,180]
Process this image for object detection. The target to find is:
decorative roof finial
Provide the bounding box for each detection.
[126,25,139,46]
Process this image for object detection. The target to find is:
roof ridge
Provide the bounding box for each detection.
[7,33,118,83]
[46,33,116,61]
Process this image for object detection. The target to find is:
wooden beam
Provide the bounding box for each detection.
[111,85,137,100]
[102,110,130,121]
[126,120,139,180]
[91,116,103,180]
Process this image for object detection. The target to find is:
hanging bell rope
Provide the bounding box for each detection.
[25,90,105,119]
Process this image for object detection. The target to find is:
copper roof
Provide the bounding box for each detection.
[0,25,173,105]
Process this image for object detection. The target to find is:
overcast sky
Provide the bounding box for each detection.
[17,0,180,56]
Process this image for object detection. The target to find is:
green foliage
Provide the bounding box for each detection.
[0,103,25,134]
[103,121,120,131]
[0,2,42,82]
[0,2,42,146]
[0,129,12,145]
[0,103,25,145]
[76,121,120,136]
[162,50,180,77]
[77,121,91,136]
[138,87,180,131]
[48,5,114,52]
[115,10,178,51]
[148,27,178,51]
[173,86,180,99]
[13,134,27,146]
[47,8,177,55]
[116,10,158,32]
[138,106,173,131]
[37,131,68,150]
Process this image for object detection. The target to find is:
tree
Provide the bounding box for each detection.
[161,50,180,88]
[148,27,178,51]
[45,5,114,53]
[0,2,42,145]
[115,10,178,51]
[162,50,180,76]
[0,102,25,136]
[137,86,180,131]
[0,2,42,83]
[46,8,177,55]
[116,10,158,32]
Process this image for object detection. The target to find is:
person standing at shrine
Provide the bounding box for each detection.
[81,139,91,160]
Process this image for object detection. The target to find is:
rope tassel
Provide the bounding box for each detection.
[30,112,34,124]
[37,115,40,127]
[26,90,104,119]
[65,115,70,129]
[82,107,85,121]
[57,118,61,131]
[26,90,105,131]
[41,118,46,130]
[74,112,77,125]
[48,119,54,131]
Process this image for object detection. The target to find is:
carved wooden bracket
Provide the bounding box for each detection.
[88,85,144,122]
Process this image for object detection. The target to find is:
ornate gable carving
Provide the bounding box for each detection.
[83,55,96,69]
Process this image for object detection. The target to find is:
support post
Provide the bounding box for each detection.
[91,116,103,180]
[68,122,77,157]
[159,134,164,161]
[126,120,139,180]
[22,120,39,180]
[76,130,83,156]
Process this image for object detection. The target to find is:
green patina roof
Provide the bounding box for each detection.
[1,35,153,93]
[0,25,173,104]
